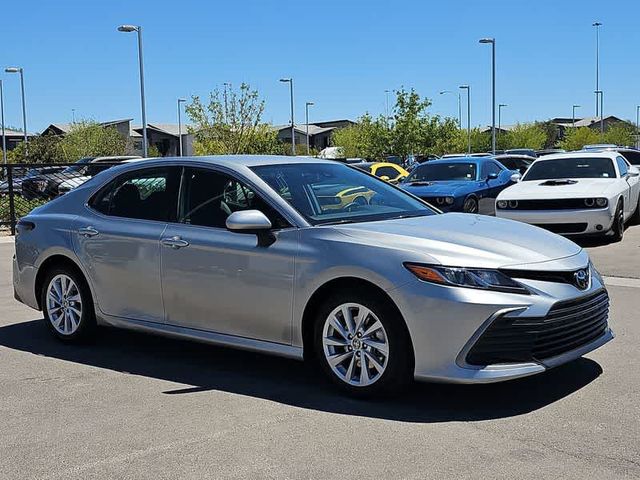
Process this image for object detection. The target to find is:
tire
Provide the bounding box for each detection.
[463,196,478,213]
[313,290,412,397]
[40,265,96,342]
[611,201,624,242]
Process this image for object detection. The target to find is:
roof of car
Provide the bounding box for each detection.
[531,151,619,162]
[494,154,536,160]
[425,156,494,165]
[151,155,332,167]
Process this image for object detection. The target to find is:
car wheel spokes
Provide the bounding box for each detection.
[322,303,389,387]
[46,274,82,335]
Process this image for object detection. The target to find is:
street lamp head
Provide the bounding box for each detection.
[279,78,291,83]
[306,102,314,106]
[5,67,21,73]
[459,85,469,90]
[178,98,186,103]
[479,38,495,44]
[592,22,602,27]
[439,90,452,95]
[118,25,139,32]
[499,103,508,107]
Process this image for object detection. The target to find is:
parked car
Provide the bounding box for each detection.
[0,166,65,195]
[21,156,141,200]
[583,146,640,168]
[399,157,517,214]
[494,154,535,175]
[442,152,491,158]
[351,162,409,184]
[57,156,143,195]
[13,155,613,396]
[505,148,537,158]
[495,151,640,240]
[582,144,618,151]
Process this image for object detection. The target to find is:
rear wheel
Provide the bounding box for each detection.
[611,201,624,242]
[313,291,412,397]
[41,266,96,342]
[630,196,640,225]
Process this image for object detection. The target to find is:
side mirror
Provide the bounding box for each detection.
[510,172,522,182]
[628,166,640,177]
[226,210,275,247]
[486,172,499,181]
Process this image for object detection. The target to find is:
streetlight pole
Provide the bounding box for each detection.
[177,98,186,157]
[636,105,640,148]
[279,78,295,156]
[439,90,462,126]
[593,22,602,117]
[0,80,6,165]
[572,104,581,127]
[223,82,231,122]
[5,67,28,154]
[118,24,148,157]
[459,85,471,154]
[305,101,314,155]
[479,38,496,154]
[498,103,507,144]
[384,89,390,122]
[594,90,604,134]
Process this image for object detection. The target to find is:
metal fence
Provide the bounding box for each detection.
[0,162,122,234]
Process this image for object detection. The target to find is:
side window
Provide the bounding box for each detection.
[621,151,640,166]
[90,167,178,221]
[483,161,502,178]
[179,168,289,229]
[616,157,628,177]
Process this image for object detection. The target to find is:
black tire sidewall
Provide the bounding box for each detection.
[40,266,96,342]
[312,290,412,397]
[612,202,624,241]
[463,196,478,213]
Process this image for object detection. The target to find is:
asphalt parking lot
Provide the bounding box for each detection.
[1,227,639,480]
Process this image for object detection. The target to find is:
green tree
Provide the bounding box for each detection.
[186,83,283,155]
[501,123,548,150]
[7,135,63,163]
[59,121,129,161]
[330,113,390,159]
[390,88,432,159]
[559,127,602,151]
[603,122,636,147]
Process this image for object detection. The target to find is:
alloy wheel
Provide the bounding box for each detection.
[46,274,83,335]
[322,302,389,387]
[463,197,478,213]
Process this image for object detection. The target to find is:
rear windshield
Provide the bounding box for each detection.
[523,157,616,180]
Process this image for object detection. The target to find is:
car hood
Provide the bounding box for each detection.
[498,178,617,199]
[332,213,583,269]
[400,181,475,196]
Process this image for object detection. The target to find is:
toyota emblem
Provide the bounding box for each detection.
[574,268,590,290]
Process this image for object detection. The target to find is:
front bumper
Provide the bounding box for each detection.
[389,258,613,383]
[496,207,614,235]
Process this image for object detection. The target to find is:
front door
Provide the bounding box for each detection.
[73,165,181,322]
[160,167,296,344]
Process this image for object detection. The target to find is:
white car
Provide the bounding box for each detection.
[496,151,640,240]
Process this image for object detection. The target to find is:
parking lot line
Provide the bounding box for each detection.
[603,276,640,289]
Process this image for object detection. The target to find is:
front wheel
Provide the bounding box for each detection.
[611,202,624,242]
[313,291,412,397]
[463,196,478,213]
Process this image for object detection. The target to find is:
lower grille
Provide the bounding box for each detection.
[466,289,609,366]
[533,223,587,234]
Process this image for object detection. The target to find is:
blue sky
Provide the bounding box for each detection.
[2,0,639,132]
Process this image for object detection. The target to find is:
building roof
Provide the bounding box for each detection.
[273,123,336,136]
[554,115,624,128]
[41,118,133,135]
[131,123,191,137]
[2,128,26,137]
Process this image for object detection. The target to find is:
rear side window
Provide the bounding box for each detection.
[375,166,401,178]
[619,150,640,165]
[90,167,180,221]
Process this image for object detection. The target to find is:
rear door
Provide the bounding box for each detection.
[616,157,635,218]
[478,161,505,214]
[74,165,181,322]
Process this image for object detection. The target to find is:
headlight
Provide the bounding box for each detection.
[445,196,454,205]
[584,198,595,207]
[595,197,608,207]
[508,200,519,209]
[404,263,530,294]
[436,197,445,205]
[497,200,508,209]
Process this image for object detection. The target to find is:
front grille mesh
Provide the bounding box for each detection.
[466,289,609,366]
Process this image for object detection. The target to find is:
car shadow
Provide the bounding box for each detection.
[572,235,616,248]
[0,319,603,423]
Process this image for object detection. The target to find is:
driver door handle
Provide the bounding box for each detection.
[78,226,99,237]
[161,236,190,249]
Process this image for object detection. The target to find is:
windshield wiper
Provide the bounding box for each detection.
[317,219,359,225]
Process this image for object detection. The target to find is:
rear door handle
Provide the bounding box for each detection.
[78,226,99,237]
[161,236,190,249]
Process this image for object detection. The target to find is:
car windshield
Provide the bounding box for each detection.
[251,163,436,225]
[405,162,477,182]
[523,157,616,180]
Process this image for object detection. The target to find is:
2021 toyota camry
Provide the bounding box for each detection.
[13,156,613,396]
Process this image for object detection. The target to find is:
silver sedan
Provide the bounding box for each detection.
[13,156,613,396]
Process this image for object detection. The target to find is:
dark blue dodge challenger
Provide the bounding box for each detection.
[399,157,517,215]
